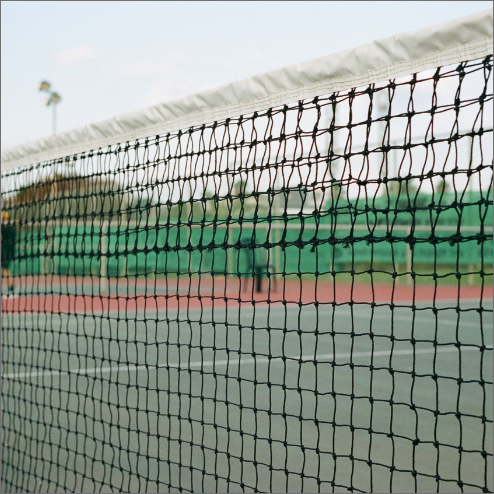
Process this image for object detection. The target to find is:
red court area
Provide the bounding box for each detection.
[2,275,492,314]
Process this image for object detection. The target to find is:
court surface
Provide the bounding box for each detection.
[1,275,491,313]
[2,299,492,493]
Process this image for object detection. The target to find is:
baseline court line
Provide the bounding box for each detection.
[3,345,491,380]
[4,310,489,329]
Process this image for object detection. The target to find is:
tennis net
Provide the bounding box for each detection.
[1,10,493,493]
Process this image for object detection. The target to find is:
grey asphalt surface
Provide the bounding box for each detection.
[2,301,492,493]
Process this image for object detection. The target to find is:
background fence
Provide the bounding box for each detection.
[10,190,492,284]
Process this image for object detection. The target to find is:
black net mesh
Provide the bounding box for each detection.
[1,56,493,493]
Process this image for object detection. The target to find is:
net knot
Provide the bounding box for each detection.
[342,236,354,249]
[475,233,488,244]
[405,235,415,248]
[385,232,395,243]
[448,233,462,246]
[428,234,439,245]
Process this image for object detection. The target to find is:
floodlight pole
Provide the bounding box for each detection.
[39,81,61,135]
[53,103,57,134]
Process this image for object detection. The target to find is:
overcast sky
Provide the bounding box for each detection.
[1,1,491,150]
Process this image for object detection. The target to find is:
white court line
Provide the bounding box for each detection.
[313,309,487,328]
[359,313,484,328]
[6,305,491,331]
[3,345,491,380]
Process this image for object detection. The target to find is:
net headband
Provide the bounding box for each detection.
[2,8,492,171]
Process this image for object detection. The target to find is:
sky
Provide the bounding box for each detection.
[1,1,492,151]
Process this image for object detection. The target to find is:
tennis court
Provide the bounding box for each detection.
[1,8,493,494]
[3,300,492,493]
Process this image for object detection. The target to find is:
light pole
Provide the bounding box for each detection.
[39,81,61,134]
